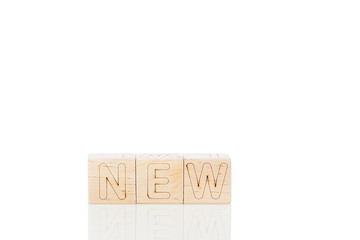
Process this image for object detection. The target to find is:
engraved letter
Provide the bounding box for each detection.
[186,163,228,199]
[147,163,171,199]
[99,163,126,200]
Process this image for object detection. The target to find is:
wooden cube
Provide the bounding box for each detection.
[183,154,231,203]
[88,154,136,203]
[136,154,183,203]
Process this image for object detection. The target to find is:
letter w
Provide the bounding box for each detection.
[186,163,228,199]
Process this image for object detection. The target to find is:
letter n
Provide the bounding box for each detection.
[99,163,126,200]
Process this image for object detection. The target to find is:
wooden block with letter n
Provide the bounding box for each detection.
[88,154,136,203]
[136,154,183,204]
[183,154,231,204]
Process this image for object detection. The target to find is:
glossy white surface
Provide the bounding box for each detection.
[89,204,231,240]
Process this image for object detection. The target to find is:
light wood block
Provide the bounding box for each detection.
[183,154,231,204]
[136,154,183,204]
[88,154,136,203]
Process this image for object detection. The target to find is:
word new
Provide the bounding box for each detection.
[88,153,231,204]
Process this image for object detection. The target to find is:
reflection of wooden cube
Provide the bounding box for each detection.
[88,205,136,240]
[184,204,231,239]
[136,205,183,239]
[183,154,231,204]
[88,154,136,203]
[136,154,183,204]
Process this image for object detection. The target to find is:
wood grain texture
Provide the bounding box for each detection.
[183,154,231,204]
[88,154,136,203]
[136,154,183,204]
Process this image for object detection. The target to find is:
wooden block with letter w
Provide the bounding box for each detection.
[183,154,231,204]
[88,154,136,203]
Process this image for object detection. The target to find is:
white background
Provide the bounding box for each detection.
[0,0,359,239]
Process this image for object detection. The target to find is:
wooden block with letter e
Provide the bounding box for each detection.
[183,154,231,203]
[136,154,183,204]
[88,154,136,203]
